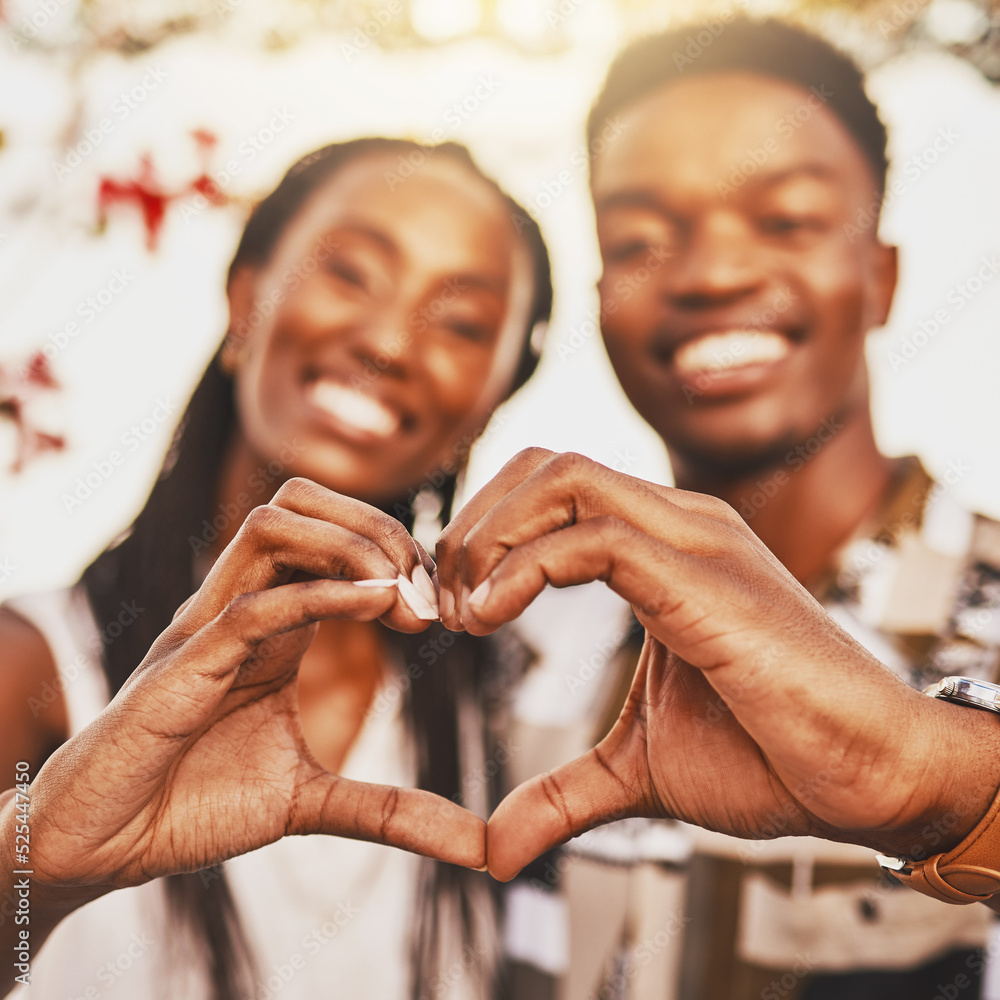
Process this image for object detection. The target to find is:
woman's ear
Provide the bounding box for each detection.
[221,267,259,373]
[869,241,899,331]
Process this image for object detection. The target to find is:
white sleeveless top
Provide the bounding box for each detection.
[6,587,451,1000]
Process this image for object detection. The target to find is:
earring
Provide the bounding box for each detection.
[411,486,445,552]
[219,332,248,375]
[529,320,548,357]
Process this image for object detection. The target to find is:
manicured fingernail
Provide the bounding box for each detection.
[439,586,456,625]
[353,578,399,588]
[411,565,439,612]
[468,578,491,611]
[396,574,440,620]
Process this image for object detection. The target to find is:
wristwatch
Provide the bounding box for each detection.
[876,676,1000,904]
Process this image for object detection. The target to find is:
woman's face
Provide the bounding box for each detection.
[227,150,532,506]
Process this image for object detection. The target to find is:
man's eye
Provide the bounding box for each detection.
[606,240,650,262]
[759,215,822,236]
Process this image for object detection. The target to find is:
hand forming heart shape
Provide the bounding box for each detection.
[439,449,998,879]
[10,450,996,939]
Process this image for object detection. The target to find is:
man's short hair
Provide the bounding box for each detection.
[587,17,889,195]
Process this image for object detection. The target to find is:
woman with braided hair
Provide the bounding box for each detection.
[0,136,551,1000]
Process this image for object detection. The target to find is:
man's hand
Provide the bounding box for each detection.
[437,449,1000,881]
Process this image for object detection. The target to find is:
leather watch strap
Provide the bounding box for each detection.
[883,781,1000,903]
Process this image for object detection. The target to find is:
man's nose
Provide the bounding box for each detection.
[664,216,766,308]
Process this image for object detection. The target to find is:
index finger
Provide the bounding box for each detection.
[269,478,440,624]
[436,448,554,627]
[269,478,428,576]
[184,479,439,635]
[443,452,727,629]
[438,449,659,627]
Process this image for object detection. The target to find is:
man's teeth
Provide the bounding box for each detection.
[673,330,790,378]
[307,380,400,436]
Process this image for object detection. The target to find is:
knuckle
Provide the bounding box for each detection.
[171,594,196,622]
[545,451,593,483]
[435,527,459,564]
[458,521,498,573]
[329,535,385,579]
[457,532,475,566]
[271,476,319,506]
[715,519,754,555]
[695,491,744,526]
[538,772,574,837]
[360,505,411,551]
[219,591,255,631]
[355,532,388,565]
[240,503,285,540]
[378,786,400,843]
[713,499,745,527]
[590,514,632,543]
[510,446,553,469]
[544,452,614,522]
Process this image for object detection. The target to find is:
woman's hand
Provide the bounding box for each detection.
[436,449,1000,881]
[13,479,484,907]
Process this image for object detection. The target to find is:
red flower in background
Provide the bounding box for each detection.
[188,128,226,202]
[97,153,168,251]
[96,129,228,250]
[0,351,66,473]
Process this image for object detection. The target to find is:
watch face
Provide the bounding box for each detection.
[876,854,910,874]
[926,676,1000,714]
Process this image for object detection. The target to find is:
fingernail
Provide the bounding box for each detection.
[459,584,472,625]
[411,537,435,574]
[411,565,440,613]
[468,578,491,611]
[353,578,400,588]
[396,574,440,620]
[439,586,455,622]
[472,865,488,873]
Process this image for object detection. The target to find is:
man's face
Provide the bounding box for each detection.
[593,71,897,475]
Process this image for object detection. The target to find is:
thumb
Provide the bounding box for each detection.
[485,745,639,882]
[289,773,487,870]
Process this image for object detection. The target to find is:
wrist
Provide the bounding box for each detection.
[0,786,110,936]
[870,696,1000,858]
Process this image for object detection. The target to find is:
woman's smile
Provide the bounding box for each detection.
[305,377,407,444]
[229,150,530,504]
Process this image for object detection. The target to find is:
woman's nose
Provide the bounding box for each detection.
[347,311,413,378]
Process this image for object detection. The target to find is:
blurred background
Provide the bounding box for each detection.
[1,0,998,601]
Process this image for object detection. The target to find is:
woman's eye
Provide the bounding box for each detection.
[445,319,492,343]
[326,257,368,288]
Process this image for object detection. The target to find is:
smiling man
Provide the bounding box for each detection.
[568,17,1000,1000]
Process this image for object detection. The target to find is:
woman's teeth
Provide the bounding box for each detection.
[673,330,790,378]
[307,380,401,437]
